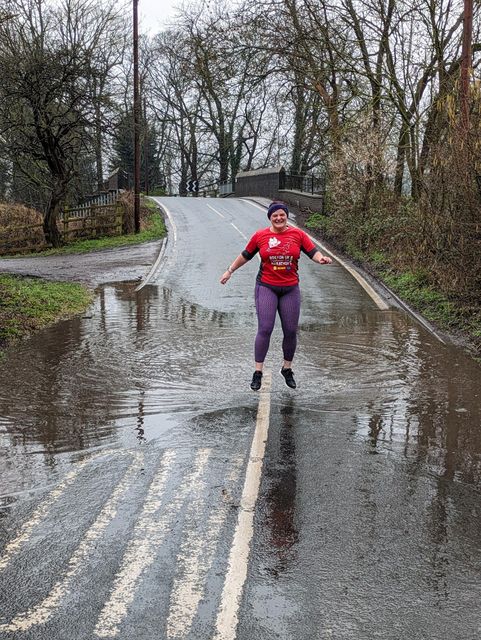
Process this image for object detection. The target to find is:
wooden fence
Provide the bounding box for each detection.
[60,202,124,240]
[0,201,124,255]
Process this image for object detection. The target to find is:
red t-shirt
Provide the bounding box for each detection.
[242,226,317,286]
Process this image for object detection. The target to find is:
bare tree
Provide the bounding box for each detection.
[0,0,125,245]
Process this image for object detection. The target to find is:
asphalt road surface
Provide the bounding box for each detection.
[1,197,480,640]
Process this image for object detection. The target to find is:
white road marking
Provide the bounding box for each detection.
[206,203,225,218]
[94,448,211,638]
[0,449,130,573]
[166,458,244,639]
[213,372,272,640]
[230,223,248,241]
[0,452,144,633]
[242,199,389,310]
[136,199,178,291]
[206,202,248,241]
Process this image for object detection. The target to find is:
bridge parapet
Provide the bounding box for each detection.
[228,166,325,213]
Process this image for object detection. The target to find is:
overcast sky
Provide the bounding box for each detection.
[138,0,182,32]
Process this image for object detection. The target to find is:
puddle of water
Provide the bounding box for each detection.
[1,203,481,638]
[1,277,480,510]
[297,309,481,483]
[259,399,299,575]
[0,283,259,498]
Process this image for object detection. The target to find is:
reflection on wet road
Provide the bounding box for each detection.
[1,197,481,639]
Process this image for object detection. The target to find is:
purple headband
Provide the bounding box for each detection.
[267,202,289,219]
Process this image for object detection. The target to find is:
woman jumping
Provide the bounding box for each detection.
[220,201,332,391]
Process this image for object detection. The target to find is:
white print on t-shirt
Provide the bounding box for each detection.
[269,255,293,270]
[268,237,281,249]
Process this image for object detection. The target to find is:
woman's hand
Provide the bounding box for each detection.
[220,271,232,285]
[314,252,332,265]
[220,255,246,284]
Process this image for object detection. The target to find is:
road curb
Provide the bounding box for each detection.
[135,198,174,291]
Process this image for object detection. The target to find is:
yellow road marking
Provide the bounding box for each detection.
[0,452,144,633]
[94,448,210,638]
[213,372,272,640]
[166,458,244,639]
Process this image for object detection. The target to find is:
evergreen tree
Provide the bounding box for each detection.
[110,110,163,192]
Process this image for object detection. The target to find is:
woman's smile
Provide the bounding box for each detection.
[271,213,288,229]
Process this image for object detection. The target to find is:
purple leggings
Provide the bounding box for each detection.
[254,283,301,363]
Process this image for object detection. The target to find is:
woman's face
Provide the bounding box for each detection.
[270,209,288,230]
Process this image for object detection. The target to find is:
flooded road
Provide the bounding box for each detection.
[0,197,480,639]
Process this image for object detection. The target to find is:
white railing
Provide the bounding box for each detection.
[219,180,235,196]
[63,191,119,219]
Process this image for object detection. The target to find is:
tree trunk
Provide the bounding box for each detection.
[218,132,230,183]
[189,122,198,192]
[95,101,104,192]
[314,81,341,152]
[230,128,244,181]
[43,181,64,247]
[409,125,420,199]
[394,125,407,196]
[290,84,306,174]
[179,166,188,196]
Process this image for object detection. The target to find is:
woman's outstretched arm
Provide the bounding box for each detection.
[220,254,249,284]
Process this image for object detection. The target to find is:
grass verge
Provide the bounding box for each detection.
[380,269,481,345]
[0,275,93,353]
[380,269,457,326]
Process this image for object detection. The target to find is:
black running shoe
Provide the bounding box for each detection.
[250,371,263,391]
[280,367,296,389]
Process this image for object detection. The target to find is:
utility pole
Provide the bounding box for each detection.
[133,0,141,233]
[460,0,473,131]
[144,96,149,196]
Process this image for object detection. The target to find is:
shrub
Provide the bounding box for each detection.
[149,187,166,197]
[305,212,331,233]
[0,203,45,253]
